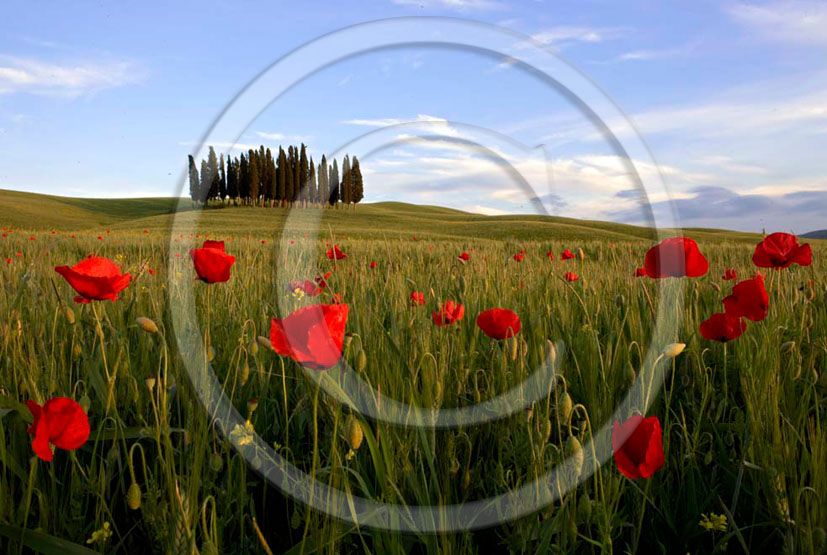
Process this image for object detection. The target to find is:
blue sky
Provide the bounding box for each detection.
[1,1,826,233]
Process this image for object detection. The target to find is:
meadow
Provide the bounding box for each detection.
[0,192,825,554]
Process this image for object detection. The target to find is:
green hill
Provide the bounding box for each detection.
[0,188,764,243]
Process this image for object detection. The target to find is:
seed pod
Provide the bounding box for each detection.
[577,248,585,261]
[136,317,158,334]
[63,306,75,325]
[249,339,258,356]
[347,415,364,451]
[557,391,573,424]
[565,436,584,477]
[542,419,552,444]
[145,375,156,391]
[207,346,215,362]
[247,397,259,416]
[72,344,83,359]
[615,294,624,307]
[576,494,592,523]
[662,343,685,359]
[127,482,142,510]
[709,282,722,292]
[520,338,529,358]
[256,335,272,350]
[343,334,354,351]
[356,349,367,372]
[462,468,471,492]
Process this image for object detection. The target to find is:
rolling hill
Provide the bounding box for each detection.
[801,229,827,240]
[0,188,767,243]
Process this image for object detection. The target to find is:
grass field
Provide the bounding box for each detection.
[0,191,825,553]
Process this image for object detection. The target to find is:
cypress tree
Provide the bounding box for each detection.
[200,160,209,203]
[227,155,238,203]
[277,147,287,205]
[299,144,308,206]
[188,155,200,205]
[266,148,277,206]
[341,155,352,206]
[219,155,227,203]
[239,153,250,204]
[351,156,364,206]
[285,147,295,205]
[319,155,328,208]
[329,158,339,206]
[292,145,301,203]
[207,147,220,202]
[248,149,260,204]
[308,157,316,205]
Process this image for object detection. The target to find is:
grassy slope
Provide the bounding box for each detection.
[0,188,770,243]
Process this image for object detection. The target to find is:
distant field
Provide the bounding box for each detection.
[0,188,770,243]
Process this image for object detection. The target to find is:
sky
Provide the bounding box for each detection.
[1,1,826,233]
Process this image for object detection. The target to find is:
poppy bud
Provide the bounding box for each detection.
[210,451,223,472]
[145,375,156,391]
[249,339,258,356]
[343,333,354,351]
[136,317,158,334]
[662,343,685,359]
[615,294,624,307]
[63,306,75,325]
[256,335,272,350]
[509,336,519,361]
[207,346,215,362]
[813,527,826,553]
[73,344,83,359]
[356,349,367,372]
[565,436,584,478]
[546,340,557,365]
[450,457,460,476]
[576,494,592,523]
[557,391,573,424]
[709,282,721,292]
[781,341,795,353]
[247,397,259,415]
[240,361,250,386]
[577,248,585,261]
[346,415,364,450]
[462,468,471,492]
[127,482,142,510]
[542,419,552,444]
[79,394,91,414]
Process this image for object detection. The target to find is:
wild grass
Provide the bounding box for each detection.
[0,211,824,553]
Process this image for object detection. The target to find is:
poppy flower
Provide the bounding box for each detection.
[476,308,521,339]
[29,236,35,241]
[561,249,575,260]
[315,272,332,289]
[55,257,132,304]
[288,280,322,297]
[752,232,812,269]
[97,236,102,241]
[326,245,347,260]
[190,240,235,283]
[564,272,579,282]
[412,235,418,241]
[643,237,708,278]
[634,267,647,277]
[700,312,746,342]
[5,258,11,264]
[611,415,665,479]
[410,291,426,306]
[369,261,377,269]
[269,304,349,370]
[458,252,470,263]
[513,253,524,262]
[432,301,465,327]
[546,251,554,261]
[722,274,769,322]
[25,397,90,462]
[70,234,76,239]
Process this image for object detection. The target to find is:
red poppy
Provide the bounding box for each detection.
[513,253,524,262]
[326,245,347,260]
[315,271,332,289]
[546,251,554,261]
[410,291,426,306]
[331,292,344,304]
[288,280,322,296]
[29,236,35,241]
[752,232,812,269]
[70,234,76,239]
[561,249,575,260]
[476,308,521,340]
[412,235,418,241]
[433,301,465,327]
[269,304,349,370]
[458,252,470,263]
[722,274,769,322]
[25,397,90,462]
[369,261,377,269]
[722,269,737,280]
[97,236,102,241]
[564,272,579,282]
[5,258,11,264]
[634,267,647,277]
[16,252,22,257]
[700,312,746,342]
[55,257,132,304]
[643,237,708,278]
[143,229,148,234]
[190,240,235,283]
[260,239,267,245]
[612,415,665,479]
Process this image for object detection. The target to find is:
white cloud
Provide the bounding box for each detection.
[0,55,144,97]
[461,204,510,215]
[391,0,505,11]
[529,26,626,47]
[255,131,284,141]
[729,1,827,45]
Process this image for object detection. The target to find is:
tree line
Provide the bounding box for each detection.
[187,144,364,208]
